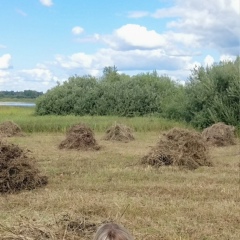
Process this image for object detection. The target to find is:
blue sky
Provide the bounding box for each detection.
[0,0,239,92]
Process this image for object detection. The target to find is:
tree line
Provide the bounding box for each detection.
[35,57,240,129]
[0,90,43,99]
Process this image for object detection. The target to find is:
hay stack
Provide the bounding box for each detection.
[141,128,212,170]
[202,122,236,146]
[0,140,48,193]
[0,121,23,137]
[59,123,100,150]
[103,123,135,142]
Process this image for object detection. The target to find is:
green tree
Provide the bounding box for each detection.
[101,65,120,83]
[35,75,98,115]
[36,69,181,117]
[184,57,240,128]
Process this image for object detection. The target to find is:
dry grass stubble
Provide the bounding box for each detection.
[0,132,239,239]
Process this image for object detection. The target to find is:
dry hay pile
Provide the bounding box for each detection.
[0,121,23,137]
[202,122,236,146]
[103,123,135,142]
[141,128,212,170]
[0,140,48,193]
[59,123,100,150]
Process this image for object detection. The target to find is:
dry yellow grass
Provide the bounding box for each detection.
[0,132,239,239]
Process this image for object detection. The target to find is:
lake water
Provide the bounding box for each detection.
[0,102,36,107]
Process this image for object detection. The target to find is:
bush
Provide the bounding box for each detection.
[35,69,181,117]
[184,57,240,129]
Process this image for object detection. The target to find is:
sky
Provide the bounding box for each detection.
[0,0,239,92]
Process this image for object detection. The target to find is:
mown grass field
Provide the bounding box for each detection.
[0,107,239,239]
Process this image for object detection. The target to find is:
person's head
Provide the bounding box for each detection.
[93,222,134,240]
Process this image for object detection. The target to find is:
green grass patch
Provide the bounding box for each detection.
[0,106,189,133]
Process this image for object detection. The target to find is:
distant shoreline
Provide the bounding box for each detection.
[0,102,36,107]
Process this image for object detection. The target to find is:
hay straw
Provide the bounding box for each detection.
[142,128,212,170]
[0,121,24,137]
[103,123,134,142]
[0,140,48,193]
[202,122,236,146]
[59,123,100,151]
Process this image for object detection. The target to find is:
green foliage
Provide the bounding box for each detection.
[35,69,181,117]
[35,59,240,131]
[35,75,98,115]
[101,65,120,83]
[161,84,187,121]
[184,57,240,128]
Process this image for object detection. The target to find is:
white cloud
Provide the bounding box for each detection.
[0,72,58,92]
[53,46,197,80]
[72,26,84,35]
[230,0,240,14]
[104,48,187,71]
[220,54,236,62]
[0,70,10,84]
[55,53,93,69]
[52,22,208,81]
[94,34,100,40]
[127,11,149,18]
[100,24,202,57]
[52,51,193,86]
[21,68,58,82]
[0,67,62,92]
[102,24,167,50]
[0,54,11,69]
[186,61,201,71]
[164,32,201,48]
[39,0,53,7]
[152,0,240,55]
[204,55,215,67]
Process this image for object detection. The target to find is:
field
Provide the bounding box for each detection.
[0,107,239,239]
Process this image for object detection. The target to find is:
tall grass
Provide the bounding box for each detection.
[0,106,189,133]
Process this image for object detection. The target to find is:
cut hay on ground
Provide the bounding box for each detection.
[59,123,100,150]
[202,122,236,147]
[0,214,104,240]
[58,214,100,238]
[0,121,23,137]
[103,123,135,142]
[141,128,212,170]
[0,140,48,193]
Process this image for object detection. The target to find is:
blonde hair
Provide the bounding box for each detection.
[93,222,134,240]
